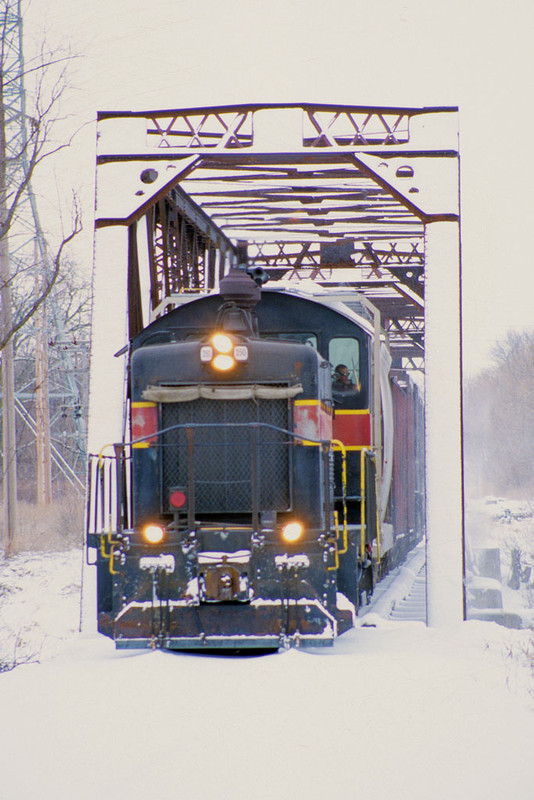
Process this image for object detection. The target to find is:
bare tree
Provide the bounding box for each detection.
[0,0,81,553]
[0,1,82,353]
[464,331,534,495]
[14,261,91,493]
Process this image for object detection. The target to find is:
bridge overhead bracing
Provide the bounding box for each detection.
[95,103,459,370]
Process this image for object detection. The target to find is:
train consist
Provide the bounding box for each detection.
[87,269,424,649]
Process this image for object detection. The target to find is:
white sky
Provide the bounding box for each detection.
[23,0,534,374]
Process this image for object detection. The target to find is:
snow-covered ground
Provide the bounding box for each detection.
[1,541,533,800]
[465,495,534,626]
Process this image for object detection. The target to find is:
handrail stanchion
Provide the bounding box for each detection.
[327,439,348,572]
[186,427,195,532]
[114,444,124,534]
[251,425,260,532]
[360,449,366,560]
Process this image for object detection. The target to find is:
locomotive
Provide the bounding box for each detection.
[87,268,424,649]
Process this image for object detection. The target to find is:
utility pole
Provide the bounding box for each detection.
[13,0,86,495]
[0,59,17,551]
[35,260,52,505]
[0,1,86,550]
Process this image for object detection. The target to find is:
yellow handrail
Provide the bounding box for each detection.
[328,511,340,570]
[328,440,349,570]
[96,448,121,575]
[99,530,119,575]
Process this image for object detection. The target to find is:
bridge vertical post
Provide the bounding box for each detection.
[424,220,465,626]
[82,224,129,634]
[87,226,129,456]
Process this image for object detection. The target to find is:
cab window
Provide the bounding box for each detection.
[329,337,361,396]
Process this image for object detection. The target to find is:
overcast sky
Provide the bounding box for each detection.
[24,0,534,375]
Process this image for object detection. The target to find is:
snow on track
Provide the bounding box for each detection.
[388,563,427,622]
[358,543,427,626]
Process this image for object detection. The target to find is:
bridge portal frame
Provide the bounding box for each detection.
[88,103,463,627]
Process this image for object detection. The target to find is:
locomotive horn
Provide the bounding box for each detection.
[219,267,261,308]
[246,266,270,286]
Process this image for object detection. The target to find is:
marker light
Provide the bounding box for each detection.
[213,354,235,371]
[212,333,233,354]
[200,345,213,362]
[234,345,249,362]
[281,522,304,543]
[143,524,165,544]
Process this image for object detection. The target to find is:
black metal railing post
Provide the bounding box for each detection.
[251,424,260,532]
[186,427,196,531]
[113,444,124,534]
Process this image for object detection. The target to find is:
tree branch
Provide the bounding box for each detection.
[0,196,82,351]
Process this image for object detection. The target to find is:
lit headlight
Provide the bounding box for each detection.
[281,522,304,543]
[143,524,165,544]
[212,354,235,371]
[212,333,233,354]
[200,333,248,370]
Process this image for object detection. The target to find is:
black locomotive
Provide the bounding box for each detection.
[87,269,423,649]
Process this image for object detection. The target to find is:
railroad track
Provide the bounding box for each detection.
[359,543,427,625]
[388,562,427,623]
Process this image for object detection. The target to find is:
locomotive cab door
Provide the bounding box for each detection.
[329,334,377,605]
[330,335,371,520]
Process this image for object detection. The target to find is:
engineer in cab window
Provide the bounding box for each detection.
[332,364,357,393]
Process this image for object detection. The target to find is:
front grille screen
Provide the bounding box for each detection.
[161,397,290,513]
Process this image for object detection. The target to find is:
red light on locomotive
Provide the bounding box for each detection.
[169,490,187,509]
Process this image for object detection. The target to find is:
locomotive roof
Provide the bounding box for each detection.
[133,282,382,353]
[261,283,378,338]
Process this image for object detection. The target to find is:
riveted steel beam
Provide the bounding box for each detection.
[94,103,459,364]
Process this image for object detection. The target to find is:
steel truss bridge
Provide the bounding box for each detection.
[95,103,459,371]
[90,102,463,626]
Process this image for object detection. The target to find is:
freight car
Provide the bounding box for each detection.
[86,268,424,649]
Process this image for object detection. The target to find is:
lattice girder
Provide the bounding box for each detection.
[95,103,460,365]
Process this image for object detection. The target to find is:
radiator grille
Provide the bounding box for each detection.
[161,396,290,513]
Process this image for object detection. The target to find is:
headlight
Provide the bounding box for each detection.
[281,521,304,543]
[200,333,248,370]
[212,354,235,371]
[143,524,165,544]
[212,333,233,354]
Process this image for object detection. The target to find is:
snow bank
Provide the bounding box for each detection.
[0,549,82,670]
[465,495,534,627]
[0,547,533,800]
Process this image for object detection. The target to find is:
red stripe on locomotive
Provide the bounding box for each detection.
[131,402,158,447]
[294,401,333,442]
[332,410,371,448]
